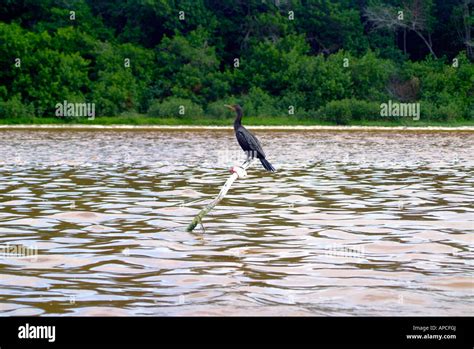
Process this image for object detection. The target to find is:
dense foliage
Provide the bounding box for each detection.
[0,0,472,123]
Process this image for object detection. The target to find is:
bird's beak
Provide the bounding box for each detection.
[224,104,235,111]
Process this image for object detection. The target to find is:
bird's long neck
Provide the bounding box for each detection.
[234,109,243,130]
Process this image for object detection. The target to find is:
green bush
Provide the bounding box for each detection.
[468,104,474,121]
[147,97,203,118]
[434,103,464,122]
[317,99,351,125]
[0,94,35,119]
[317,99,380,124]
[419,102,437,121]
[348,99,381,121]
[349,50,395,101]
[402,54,473,122]
[238,87,285,117]
[278,90,312,119]
[419,101,467,122]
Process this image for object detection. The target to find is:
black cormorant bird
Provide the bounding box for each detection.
[224,104,276,172]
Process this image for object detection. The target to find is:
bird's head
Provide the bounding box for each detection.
[224,104,242,113]
[225,104,243,124]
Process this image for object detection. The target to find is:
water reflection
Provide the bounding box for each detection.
[0,129,472,315]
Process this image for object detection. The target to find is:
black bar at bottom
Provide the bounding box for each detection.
[0,316,471,348]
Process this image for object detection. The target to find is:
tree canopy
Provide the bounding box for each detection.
[0,0,472,123]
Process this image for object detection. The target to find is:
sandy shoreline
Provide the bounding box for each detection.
[0,124,474,131]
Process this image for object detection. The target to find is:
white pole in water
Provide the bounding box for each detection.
[186,160,253,232]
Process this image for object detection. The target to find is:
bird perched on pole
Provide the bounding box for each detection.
[224,104,276,172]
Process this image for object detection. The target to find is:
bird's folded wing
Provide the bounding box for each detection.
[237,129,265,158]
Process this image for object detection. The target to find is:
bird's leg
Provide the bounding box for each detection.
[241,151,252,168]
[245,151,251,164]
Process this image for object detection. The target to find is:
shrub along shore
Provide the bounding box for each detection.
[0,114,473,127]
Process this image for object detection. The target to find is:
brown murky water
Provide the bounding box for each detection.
[0,129,473,316]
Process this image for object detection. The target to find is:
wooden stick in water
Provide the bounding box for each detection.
[186,160,253,232]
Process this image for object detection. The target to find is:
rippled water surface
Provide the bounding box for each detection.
[0,129,473,316]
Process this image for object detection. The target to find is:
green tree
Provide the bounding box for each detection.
[156,28,229,105]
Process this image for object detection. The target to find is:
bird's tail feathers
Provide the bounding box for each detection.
[260,157,276,172]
